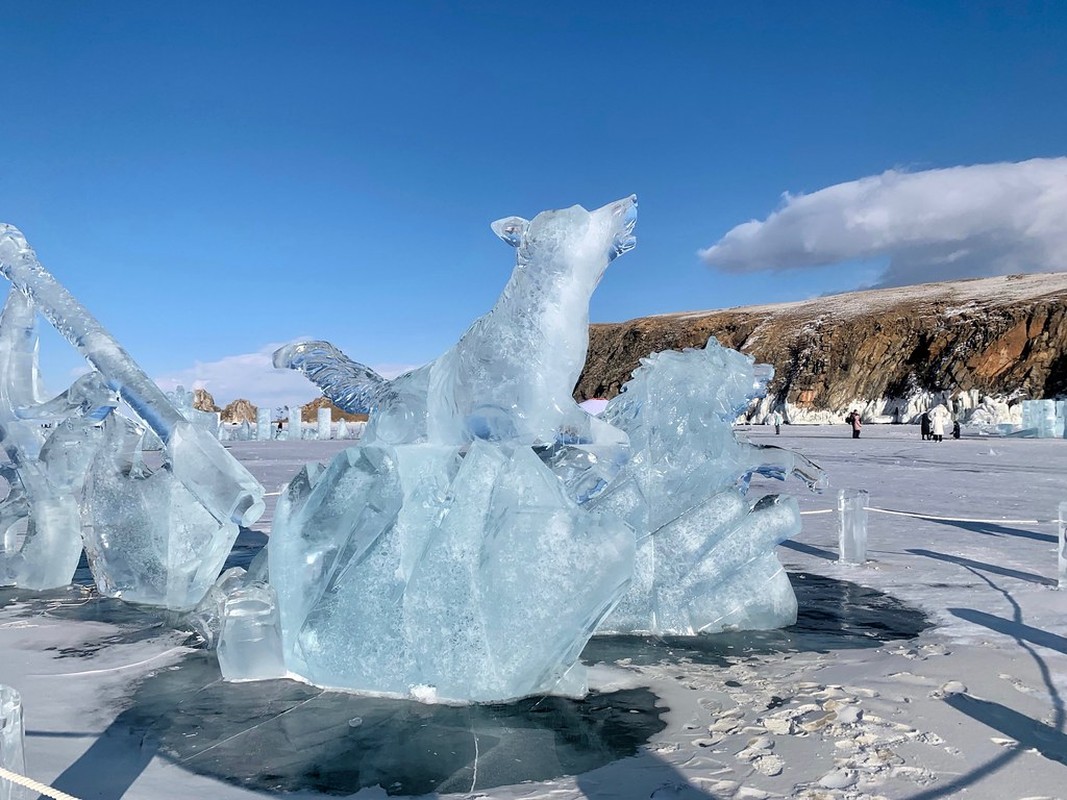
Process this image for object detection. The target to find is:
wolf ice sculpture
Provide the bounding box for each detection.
[0,224,265,607]
[235,197,824,702]
[274,196,637,448]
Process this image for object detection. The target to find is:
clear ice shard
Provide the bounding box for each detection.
[0,290,118,590]
[0,224,265,604]
[242,197,823,702]
[0,684,26,800]
[0,226,264,529]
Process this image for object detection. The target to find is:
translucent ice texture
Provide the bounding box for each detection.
[83,416,241,610]
[268,441,633,702]
[0,685,25,800]
[838,488,869,565]
[0,224,265,605]
[217,581,287,681]
[0,290,117,589]
[0,225,264,528]
[253,199,821,702]
[274,196,637,448]
[317,407,331,440]
[256,408,272,441]
[594,338,821,635]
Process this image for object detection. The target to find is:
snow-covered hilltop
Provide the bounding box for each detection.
[577,272,1067,423]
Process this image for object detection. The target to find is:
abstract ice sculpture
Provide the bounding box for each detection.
[0,225,265,608]
[220,196,824,703]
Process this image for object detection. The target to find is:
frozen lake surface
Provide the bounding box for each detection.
[1,426,1065,799]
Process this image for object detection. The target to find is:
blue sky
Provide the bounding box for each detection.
[2,1,1065,406]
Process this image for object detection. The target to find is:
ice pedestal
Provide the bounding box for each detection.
[317,407,331,440]
[288,407,302,442]
[268,442,633,702]
[838,488,869,565]
[217,582,287,681]
[0,685,25,800]
[335,419,350,440]
[1058,501,1067,590]
[256,408,271,441]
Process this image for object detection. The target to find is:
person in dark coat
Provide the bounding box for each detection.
[952,420,961,439]
[920,412,931,440]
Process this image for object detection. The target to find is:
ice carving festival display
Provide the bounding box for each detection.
[251,195,825,701]
[0,224,265,607]
[0,200,824,706]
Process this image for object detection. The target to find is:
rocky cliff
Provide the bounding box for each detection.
[300,396,369,424]
[192,388,220,413]
[576,272,1067,422]
[221,398,258,424]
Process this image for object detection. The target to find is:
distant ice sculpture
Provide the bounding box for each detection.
[837,488,869,565]
[0,685,25,800]
[334,418,350,440]
[256,408,271,441]
[0,224,265,606]
[229,196,824,702]
[316,407,331,440]
[1058,501,1067,591]
[1020,399,1066,438]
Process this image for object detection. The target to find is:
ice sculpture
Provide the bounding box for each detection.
[316,406,331,440]
[266,443,633,700]
[594,339,822,634]
[837,488,869,565]
[224,196,824,703]
[287,406,302,441]
[0,291,118,589]
[0,224,265,605]
[1058,501,1067,591]
[0,685,25,800]
[274,196,637,448]
[335,418,350,440]
[256,407,271,441]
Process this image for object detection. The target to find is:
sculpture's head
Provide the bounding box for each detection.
[491,195,637,287]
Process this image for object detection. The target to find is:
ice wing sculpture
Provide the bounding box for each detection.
[275,195,637,447]
[0,224,266,607]
[211,197,824,703]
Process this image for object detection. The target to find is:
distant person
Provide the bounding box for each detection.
[931,409,946,443]
[920,412,931,441]
[846,410,862,439]
[768,409,783,435]
[952,420,961,440]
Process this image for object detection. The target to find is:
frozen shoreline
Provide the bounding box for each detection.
[2,427,1066,799]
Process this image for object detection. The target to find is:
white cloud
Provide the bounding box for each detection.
[700,157,1067,287]
[153,342,422,411]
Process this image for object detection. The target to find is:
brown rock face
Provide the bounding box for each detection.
[576,273,1067,411]
[221,399,258,424]
[192,388,221,413]
[301,396,369,423]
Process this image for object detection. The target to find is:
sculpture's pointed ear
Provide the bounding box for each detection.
[490,216,528,247]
